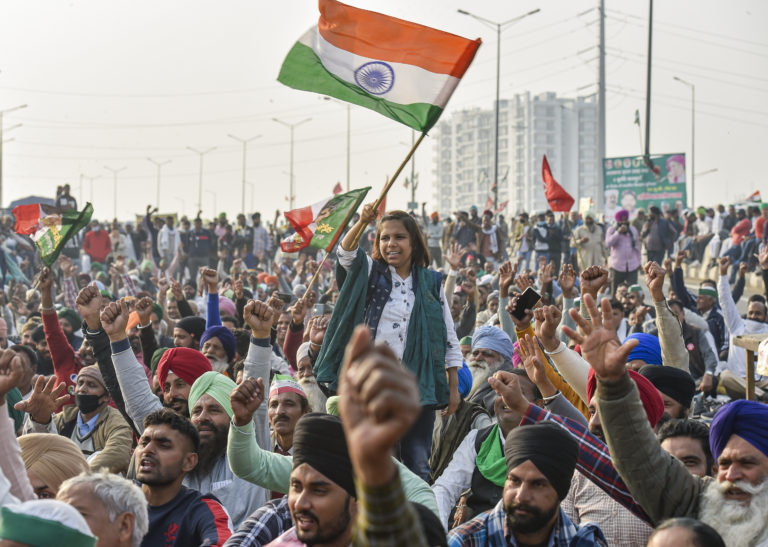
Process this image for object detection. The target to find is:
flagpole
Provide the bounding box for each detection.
[350,132,427,248]
[304,252,330,295]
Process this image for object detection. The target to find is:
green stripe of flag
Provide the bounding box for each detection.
[278,41,444,132]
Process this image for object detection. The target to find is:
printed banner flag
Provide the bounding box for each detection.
[542,155,575,212]
[280,188,370,253]
[12,202,94,267]
[278,0,481,132]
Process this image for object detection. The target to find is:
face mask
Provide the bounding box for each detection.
[93,226,100,232]
[75,393,103,414]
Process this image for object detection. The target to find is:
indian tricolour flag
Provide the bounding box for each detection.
[281,188,370,253]
[12,202,93,266]
[278,0,481,132]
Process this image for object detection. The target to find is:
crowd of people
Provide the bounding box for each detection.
[0,192,767,546]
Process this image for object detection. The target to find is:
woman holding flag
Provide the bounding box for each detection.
[314,202,461,481]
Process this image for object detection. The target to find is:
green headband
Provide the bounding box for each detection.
[0,507,96,547]
[698,287,717,298]
[628,285,643,293]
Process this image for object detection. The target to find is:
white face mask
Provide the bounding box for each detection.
[93,226,100,232]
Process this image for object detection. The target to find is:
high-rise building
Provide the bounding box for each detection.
[432,91,598,216]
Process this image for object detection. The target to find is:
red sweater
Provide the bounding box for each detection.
[42,312,81,409]
[83,229,112,262]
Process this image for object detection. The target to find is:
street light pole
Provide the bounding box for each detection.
[82,175,100,203]
[147,158,171,211]
[273,118,311,210]
[322,98,352,192]
[0,104,28,210]
[228,134,261,216]
[673,76,695,208]
[457,8,539,209]
[187,146,216,215]
[104,165,126,220]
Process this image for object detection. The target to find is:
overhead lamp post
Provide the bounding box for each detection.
[82,174,100,203]
[147,158,171,211]
[273,117,311,210]
[187,146,216,215]
[673,76,695,208]
[457,8,540,208]
[0,103,28,210]
[227,133,261,216]
[104,165,127,220]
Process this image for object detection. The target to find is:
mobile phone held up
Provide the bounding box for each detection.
[511,287,541,321]
[276,292,293,304]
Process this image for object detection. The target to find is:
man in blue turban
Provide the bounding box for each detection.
[625,332,662,369]
[467,326,516,414]
[200,325,237,375]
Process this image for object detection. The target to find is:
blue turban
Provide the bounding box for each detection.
[457,362,472,398]
[710,400,768,461]
[199,326,236,362]
[472,326,515,361]
[625,333,662,366]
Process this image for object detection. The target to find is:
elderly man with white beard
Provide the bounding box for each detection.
[465,326,517,415]
[294,341,328,413]
[571,294,768,547]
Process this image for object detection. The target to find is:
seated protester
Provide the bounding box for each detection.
[173,316,206,349]
[294,343,327,413]
[657,419,714,478]
[268,375,310,459]
[19,432,89,499]
[624,333,662,370]
[647,518,726,547]
[574,294,768,547]
[448,422,607,546]
[716,257,768,400]
[639,365,696,420]
[670,251,728,358]
[653,299,720,391]
[0,499,98,547]
[21,365,133,474]
[100,299,274,527]
[134,409,232,546]
[464,326,517,414]
[57,471,149,547]
[432,373,543,529]
[200,325,237,375]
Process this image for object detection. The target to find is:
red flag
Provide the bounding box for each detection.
[332,182,342,195]
[484,197,494,212]
[495,200,509,214]
[541,155,574,212]
[377,195,387,219]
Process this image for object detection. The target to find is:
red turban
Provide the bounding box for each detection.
[265,275,279,287]
[587,368,664,427]
[257,272,269,283]
[156,347,212,388]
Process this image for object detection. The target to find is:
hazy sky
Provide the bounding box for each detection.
[1,0,766,222]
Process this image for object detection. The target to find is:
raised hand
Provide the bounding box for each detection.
[59,255,76,278]
[230,377,265,427]
[100,299,130,342]
[359,202,377,224]
[0,350,23,403]
[38,267,54,293]
[533,305,562,352]
[558,264,577,298]
[14,375,70,424]
[290,298,306,327]
[580,266,609,298]
[506,292,534,330]
[242,299,274,338]
[339,326,420,486]
[538,262,554,285]
[76,285,102,330]
[562,294,639,382]
[156,276,169,297]
[757,247,768,270]
[200,267,219,294]
[233,279,244,301]
[267,294,284,326]
[738,261,749,277]
[170,278,184,301]
[443,243,466,271]
[643,261,666,302]
[309,314,330,346]
[719,256,730,277]
[135,296,154,327]
[515,273,533,293]
[674,250,686,269]
[518,334,557,398]
[498,261,517,298]
[487,370,530,415]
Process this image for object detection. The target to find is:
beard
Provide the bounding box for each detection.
[505,499,559,535]
[467,360,492,400]
[293,494,352,546]
[208,357,230,374]
[298,376,328,413]
[699,478,768,547]
[195,420,228,476]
